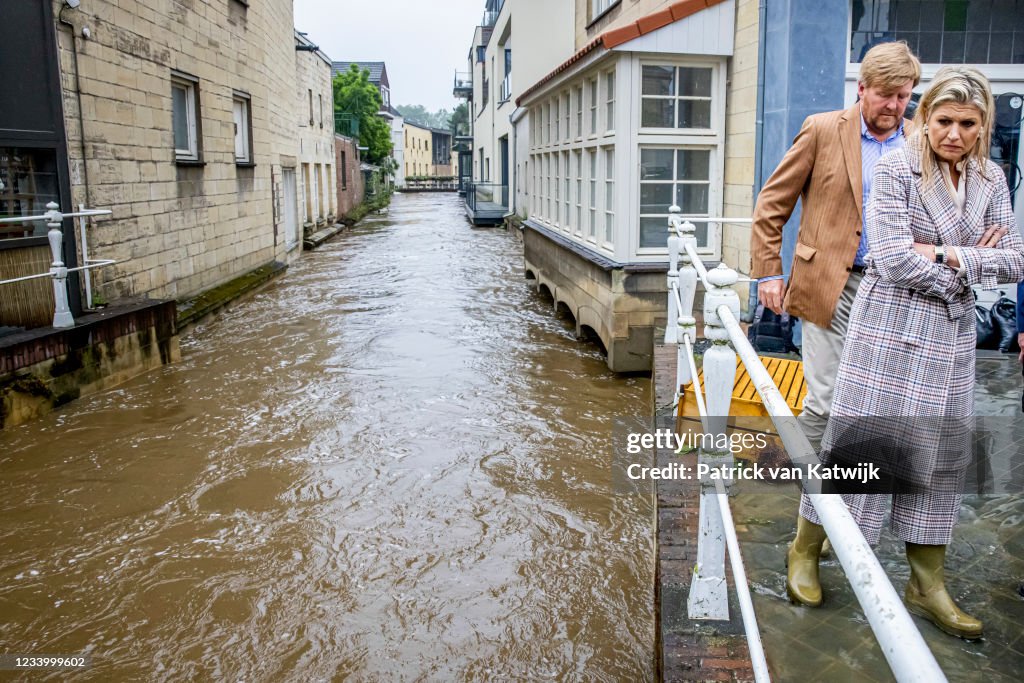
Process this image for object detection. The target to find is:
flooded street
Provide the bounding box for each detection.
[0,194,654,680]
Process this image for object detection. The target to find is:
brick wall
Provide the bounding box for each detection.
[54,0,298,303]
[334,135,364,217]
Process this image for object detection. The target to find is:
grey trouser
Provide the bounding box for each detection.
[796,272,862,453]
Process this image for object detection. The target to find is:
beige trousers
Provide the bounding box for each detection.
[796,273,862,453]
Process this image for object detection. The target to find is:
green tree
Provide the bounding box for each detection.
[449,102,469,137]
[333,64,393,165]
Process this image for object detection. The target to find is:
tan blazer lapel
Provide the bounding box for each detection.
[839,103,863,218]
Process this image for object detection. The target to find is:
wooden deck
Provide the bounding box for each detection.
[678,354,807,418]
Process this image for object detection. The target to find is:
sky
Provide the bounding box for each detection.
[294,0,484,113]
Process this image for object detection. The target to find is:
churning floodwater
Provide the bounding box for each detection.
[0,193,655,681]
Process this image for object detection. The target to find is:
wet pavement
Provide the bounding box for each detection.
[0,193,655,681]
[732,356,1024,682]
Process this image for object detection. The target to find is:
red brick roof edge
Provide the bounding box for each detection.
[516,0,724,107]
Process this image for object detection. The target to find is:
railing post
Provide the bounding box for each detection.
[45,202,75,329]
[665,213,680,345]
[687,262,740,621]
[672,210,699,393]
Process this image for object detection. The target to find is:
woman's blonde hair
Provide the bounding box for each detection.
[912,65,995,184]
[859,41,921,90]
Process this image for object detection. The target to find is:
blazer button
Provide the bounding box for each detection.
[856,230,862,236]
[846,266,852,272]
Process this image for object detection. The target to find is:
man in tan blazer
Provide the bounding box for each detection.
[750,42,920,457]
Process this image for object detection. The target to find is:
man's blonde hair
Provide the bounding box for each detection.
[912,65,995,184]
[859,41,921,91]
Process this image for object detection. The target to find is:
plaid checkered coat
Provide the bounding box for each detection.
[808,143,1024,544]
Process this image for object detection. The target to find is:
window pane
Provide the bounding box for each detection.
[942,30,966,61]
[988,31,1013,61]
[678,100,712,128]
[677,149,710,180]
[965,31,990,61]
[676,183,709,213]
[0,148,60,239]
[919,5,944,31]
[944,0,968,31]
[172,85,189,151]
[641,66,674,96]
[918,32,942,61]
[640,216,668,247]
[894,0,922,30]
[640,183,673,213]
[965,0,992,31]
[641,98,674,127]
[678,67,712,97]
[640,149,674,180]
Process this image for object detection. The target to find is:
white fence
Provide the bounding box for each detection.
[664,206,946,683]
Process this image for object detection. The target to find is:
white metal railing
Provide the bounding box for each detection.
[0,202,115,328]
[664,205,946,683]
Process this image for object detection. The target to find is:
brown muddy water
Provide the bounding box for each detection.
[0,194,654,681]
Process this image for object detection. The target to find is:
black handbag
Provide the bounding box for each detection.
[748,304,796,354]
[976,304,999,349]
[990,296,1019,352]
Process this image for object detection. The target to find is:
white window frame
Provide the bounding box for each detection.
[587,148,597,241]
[603,146,615,249]
[232,91,252,164]
[605,69,616,134]
[638,62,716,134]
[591,0,617,21]
[172,72,199,161]
[633,56,726,260]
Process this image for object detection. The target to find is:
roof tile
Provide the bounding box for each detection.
[636,8,675,35]
[670,0,710,22]
[601,23,642,50]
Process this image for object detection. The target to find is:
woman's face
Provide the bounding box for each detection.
[926,102,984,165]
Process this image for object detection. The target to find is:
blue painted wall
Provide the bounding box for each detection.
[756,0,849,279]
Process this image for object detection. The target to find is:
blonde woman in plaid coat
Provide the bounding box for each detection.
[788,67,1024,640]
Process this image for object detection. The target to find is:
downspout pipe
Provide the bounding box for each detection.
[58,6,93,211]
[742,0,769,323]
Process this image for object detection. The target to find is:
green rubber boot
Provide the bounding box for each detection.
[787,516,827,607]
[905,542,983,640]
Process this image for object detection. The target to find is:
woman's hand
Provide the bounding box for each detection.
[1018,332,1024,363]
[911,226,1009,268]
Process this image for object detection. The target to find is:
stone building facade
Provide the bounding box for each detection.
[295,30,336,240]
[403,122,433,178]
[54,0,300,304]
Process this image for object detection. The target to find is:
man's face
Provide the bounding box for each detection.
[858,80,914,137]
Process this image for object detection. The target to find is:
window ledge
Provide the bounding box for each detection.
[235,161,256,168]
[175,158,206,167]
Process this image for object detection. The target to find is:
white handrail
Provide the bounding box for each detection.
[665,205,947,682]
[715,477,771,683]
[680,332,708,433]
[716,305,945,682]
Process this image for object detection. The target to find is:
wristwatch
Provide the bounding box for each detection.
[934,245,946,265]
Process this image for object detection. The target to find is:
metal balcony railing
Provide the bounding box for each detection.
[334,112,359,138]
[663,205,947,682]
[453,71,473,98]
[464,182,508,212]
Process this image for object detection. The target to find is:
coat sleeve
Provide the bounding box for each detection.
[750,116,817,279]
[866,153,967,302]
[951,169,1024,290]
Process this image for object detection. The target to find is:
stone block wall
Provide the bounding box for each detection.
[295,41,336,230]
[54,0,299,303]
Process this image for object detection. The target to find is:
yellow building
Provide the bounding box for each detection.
[403,121,432,180]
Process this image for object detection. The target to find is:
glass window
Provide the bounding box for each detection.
[574,150,583,235]
[640,65,713,129]
[575,86,584,137]
[232,93,252,164]
[604,147,615,245]
[563,151,571,230]
[172,74,200,161]
[589,78,598,135]
[0,148,60,240]
[592,0,615,19]
[639,147,711,248]
[605,71,616,131]
[588,149,597,238]
[850,0,1024,64]
[563,92,571,141]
